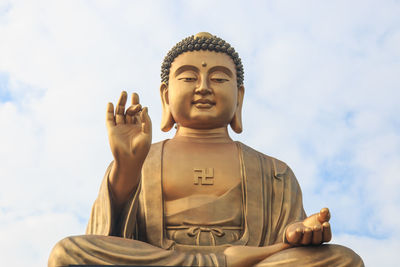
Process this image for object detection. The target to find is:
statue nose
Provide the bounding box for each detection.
[195,86,212,95]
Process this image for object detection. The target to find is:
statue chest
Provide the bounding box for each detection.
[161,141,242,201]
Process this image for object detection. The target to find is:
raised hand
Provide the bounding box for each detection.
[285,208,332,246]
[106,91,152,205]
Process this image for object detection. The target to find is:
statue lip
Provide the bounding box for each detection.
[192,98,216,105]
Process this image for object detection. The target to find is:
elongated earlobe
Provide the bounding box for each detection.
[160,83,175,132]
[230,85,244,133]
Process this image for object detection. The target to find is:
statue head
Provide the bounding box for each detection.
[161,32,244,87]
[160,32,245,133]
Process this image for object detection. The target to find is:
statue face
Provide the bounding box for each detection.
[166,50,239,129]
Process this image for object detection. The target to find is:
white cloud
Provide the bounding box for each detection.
[334,234,400,267]
[0,210,84,266]
[0,0,399,266]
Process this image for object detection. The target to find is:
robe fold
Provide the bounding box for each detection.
[49,141,364,267]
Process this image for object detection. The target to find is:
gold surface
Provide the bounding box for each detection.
[48,32,364,267]
[195,32,213,39]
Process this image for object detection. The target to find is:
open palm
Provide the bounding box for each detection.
[106,91,152,167]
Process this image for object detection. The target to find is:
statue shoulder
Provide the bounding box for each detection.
[149,140,165,152]
[143,141,165,162]
[236,141,291,179]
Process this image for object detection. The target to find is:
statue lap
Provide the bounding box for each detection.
[255,244,364,267]
[49,235,363,267]
[48,234,224,267]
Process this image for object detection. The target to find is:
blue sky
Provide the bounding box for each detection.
[0,73,11,101]
[0,0,399,266]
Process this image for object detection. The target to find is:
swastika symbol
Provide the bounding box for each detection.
[193,168,214,185]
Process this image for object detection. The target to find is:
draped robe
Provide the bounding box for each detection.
[48,141,364,266]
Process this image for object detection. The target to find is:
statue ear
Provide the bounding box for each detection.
[230,85,244,133]
[160,83,175,132]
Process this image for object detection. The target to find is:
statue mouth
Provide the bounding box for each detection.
[192,99,215,104]
[192,99,216,109]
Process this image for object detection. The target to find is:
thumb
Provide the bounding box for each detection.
[140,107,152,135]
[318,208,331,223]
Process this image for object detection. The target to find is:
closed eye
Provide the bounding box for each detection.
[209,70,230,83]
[178,77,197,82]
[211,78,229,83]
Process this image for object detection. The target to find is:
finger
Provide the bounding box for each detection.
[318,208,331,223]
[300,227,312,245]
[126,115,133,124]
[131,92,140,105]
[115,91,127,124]
[287,227,302,244]
[140,107,152,134]
[322,222,332,242]
[126,104,142,116]
[116,112,125,124]
[134,113,141,125]
[116,91,128,113]
[106,102,115,126]
[312,225,323,245]
[126,103,142,125]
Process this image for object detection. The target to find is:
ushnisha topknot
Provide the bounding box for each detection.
[161,32,244,86]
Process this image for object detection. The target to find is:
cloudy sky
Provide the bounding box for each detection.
[0,0,399,266]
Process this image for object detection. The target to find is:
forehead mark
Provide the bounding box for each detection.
[201,61,207,67]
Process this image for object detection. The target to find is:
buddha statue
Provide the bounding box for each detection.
[48,32,364,266]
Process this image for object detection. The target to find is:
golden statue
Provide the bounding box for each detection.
[49,32,364,266]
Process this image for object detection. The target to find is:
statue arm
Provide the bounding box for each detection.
[86,161,141,236]
[85,91,151,237]
[269,162,307,244]
[223,158,303,267]
[273,162,332,246]
[224,160,326,267]
[106,91,152,208]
